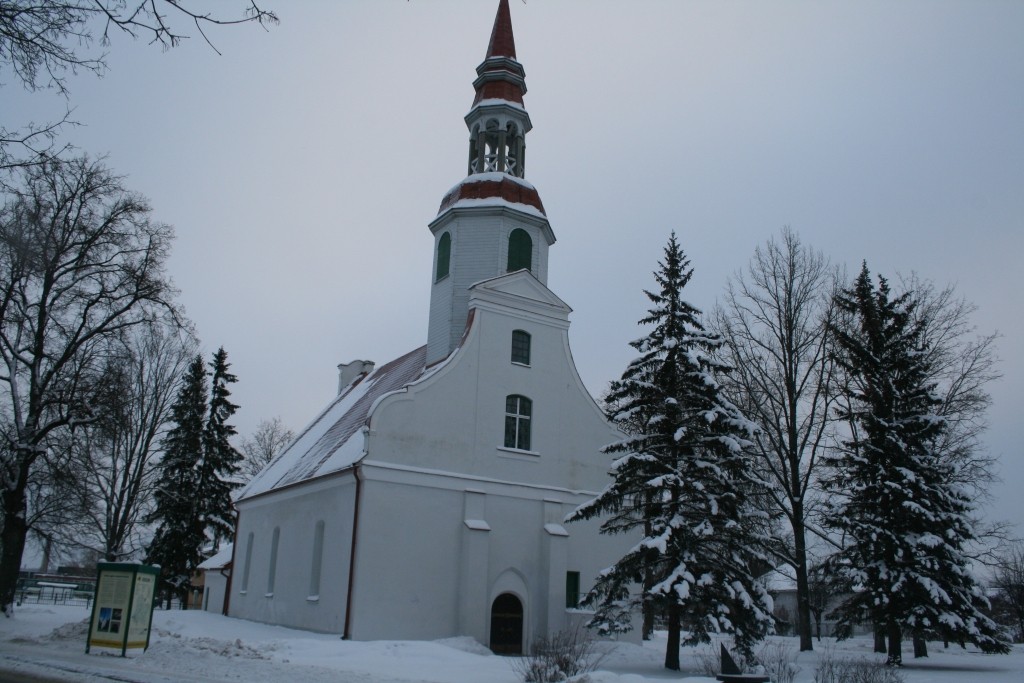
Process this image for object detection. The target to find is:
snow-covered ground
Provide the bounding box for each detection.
[1,604,1022,682]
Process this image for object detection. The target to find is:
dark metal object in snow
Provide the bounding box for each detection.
[716,644,770,683]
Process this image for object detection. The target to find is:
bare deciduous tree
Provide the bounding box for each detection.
[1,0,278,93]
[1,1,278,170]
[991,541,1024,643]
[239,416,293,481]
[902,275,1001,494]
[0,156,178,614]
[66,325,195,561]
[713,227,841,651]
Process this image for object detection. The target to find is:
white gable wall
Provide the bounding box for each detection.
[385,273,614,491]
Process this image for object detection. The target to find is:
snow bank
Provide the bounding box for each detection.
[2,603,1023,683]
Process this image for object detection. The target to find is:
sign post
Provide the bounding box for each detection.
[86,563,159,656]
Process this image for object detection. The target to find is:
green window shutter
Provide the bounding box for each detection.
[507,229,532,272]
[566,571,580,608]
[436,232,451,281]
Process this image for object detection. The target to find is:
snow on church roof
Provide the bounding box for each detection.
[239,346,427,500]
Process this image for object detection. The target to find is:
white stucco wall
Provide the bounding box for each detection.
[346,465,634,651]
[202,570,228,614]
[231,473,357,633]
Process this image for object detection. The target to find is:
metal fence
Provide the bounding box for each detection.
[16,580,94,608]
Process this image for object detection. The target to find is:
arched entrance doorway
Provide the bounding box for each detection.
[489,593,523,654]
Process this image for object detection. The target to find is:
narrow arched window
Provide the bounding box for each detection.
[267,527,280,597]
[240,531,254,593]
[507,229,532,273]
[309,520,325,600]
[504,394,532,451]
[511,330,531,365]
[436,232,451,281]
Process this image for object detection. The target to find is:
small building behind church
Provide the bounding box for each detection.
[228,0,635,654]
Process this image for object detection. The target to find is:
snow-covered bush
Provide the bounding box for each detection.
[814,648,904,683]
[511,626,604,682]
[756,641,800,683]
[694,644,720,677]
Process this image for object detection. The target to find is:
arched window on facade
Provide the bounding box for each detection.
[507,229,532,273]
[240,531,254,593]
[309,520,325,600]
[436,232,451,281]
[267,527,280,597]
[511,330,531,365]
[504,394,532,451]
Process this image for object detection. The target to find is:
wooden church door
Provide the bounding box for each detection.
[489,593,523,654]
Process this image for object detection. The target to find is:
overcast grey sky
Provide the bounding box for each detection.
[7,0,1023,532]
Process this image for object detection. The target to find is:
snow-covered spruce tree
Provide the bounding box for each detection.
[198,347,243,547]
[569,233,774,670]
[146,354,208,607]
[823,264,1008,664]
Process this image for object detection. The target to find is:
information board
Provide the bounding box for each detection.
[86,563,159,656]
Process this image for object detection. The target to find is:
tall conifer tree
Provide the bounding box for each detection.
[146,347,243,606]
[824,264,1008,663]
[146,354,208,605]
[199,347,243,546]
[570,234,773,669]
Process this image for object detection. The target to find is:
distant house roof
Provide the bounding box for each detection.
[760,569,798,593]
[239,346,428,500]
[198,544,234,571]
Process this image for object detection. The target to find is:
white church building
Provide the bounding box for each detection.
[228,0,634,654]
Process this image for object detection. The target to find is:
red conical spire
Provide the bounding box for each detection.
[485,0,517,60]
[472,0,527,106]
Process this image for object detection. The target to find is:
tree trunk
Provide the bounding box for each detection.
[913,635,928,658]
[874,624,887,653]
[792,507,813,651]
[0,477,30,615]
[813,612,822,641]
[642,515,654,640]
[664,603,681,670]
[886,621,902,666]
[642,597,654,640]
[39,536,52,573]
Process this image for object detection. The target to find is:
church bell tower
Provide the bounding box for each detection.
[425,0,556,366]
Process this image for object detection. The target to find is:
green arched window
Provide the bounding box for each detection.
[507,229,532,273]
[436,232,451,281]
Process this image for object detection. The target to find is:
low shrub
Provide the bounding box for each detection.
[511,625,605,682]
[756,640,800,683]
[814,646,905,683]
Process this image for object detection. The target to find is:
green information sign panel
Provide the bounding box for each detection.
[86,563,159,656]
